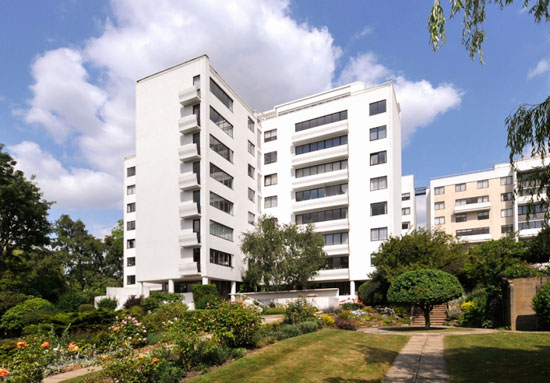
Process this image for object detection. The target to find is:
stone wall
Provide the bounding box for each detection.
[508,277,550,331]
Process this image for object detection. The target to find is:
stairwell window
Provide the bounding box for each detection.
[370,176,387,191]
[370,125,386,141]
[248,188,255,202]
[248,164,255,179]
[127,221,135,231]
[370,151,387,166]
[127,185,136,195]
[127,166,136,177]
[371,202,387,216]
[369,100,386,115]
[264,151,277,164]
[265,196,278,208]
[248,141,255,156]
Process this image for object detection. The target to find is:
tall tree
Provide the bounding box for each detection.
[103,220,124,283]
[0,144,52,271]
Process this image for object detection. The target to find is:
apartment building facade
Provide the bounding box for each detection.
[401,175,416,235]
[426,156,549,243]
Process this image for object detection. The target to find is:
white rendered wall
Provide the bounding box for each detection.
[401,174,416,235]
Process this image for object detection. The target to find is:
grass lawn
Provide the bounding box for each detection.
[61,371,102,383]
[445,332,550,383]
[191,329,409,383]
[383,327,471,333]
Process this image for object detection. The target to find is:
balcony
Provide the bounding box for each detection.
[324,243,349,256]
[179,202,201,219]
[179,143,200,162]
[292,120,348,145]
[179,230,201,247]
[178,172,200,190]
[292,144,348,168]
[178,114,200,134]
[307,219,349,233]
[454,201,491,213]
[179,86,201,106]
[293,169,348,190]
[312,268,350,282]
[457,233,492,243]
[292,193,349,213]
[178,262,201,276]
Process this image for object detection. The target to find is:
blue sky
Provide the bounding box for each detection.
[1,0,549,235]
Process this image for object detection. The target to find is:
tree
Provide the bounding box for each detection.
[103,220,124,283]
[427,1,550,214]
[388,269,464,328]
[359,229,466,304]
[526,226,550,263]
[0,144,52,272]
[241,216,326,291]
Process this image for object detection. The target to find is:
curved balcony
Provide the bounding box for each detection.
[179,230,201,248]
[179,143,200,162]
[312,268,350,282]
[324,243,349,256]
[179,86,201,106]
[179,114,200,134]
[178,172,200,191]
[179,202,201,219]
[179,262,201,276]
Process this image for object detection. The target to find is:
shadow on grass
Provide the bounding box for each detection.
[383,326,451,332]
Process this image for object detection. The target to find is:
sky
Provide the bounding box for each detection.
[1,0,549,236]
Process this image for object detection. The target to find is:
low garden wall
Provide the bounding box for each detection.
[508,277,550,330]
[234,288,340,310]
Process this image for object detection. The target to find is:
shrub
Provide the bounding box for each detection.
[192,285,221,309]
[358,280,385,306]
[298,320,319,334]
[123,295,144,309]
[337,310,353,320]
[142,292,183,313]
[340,297,364,311]
[320,314,335,326]
[125,304,146,319]
[262,307,286,315]
[143,302,188,332]
[283,298,317,324]
[277,324,300,340]
[335,318,357,331]
[205,303,261,348]
[111,314,148,348]
[2,336,53,383]
[97,298,118,311]
[78,304,95,313]
[0,292,29,319]
[57,291,94,312]
[533,282,550,330]
[0,298,56,333]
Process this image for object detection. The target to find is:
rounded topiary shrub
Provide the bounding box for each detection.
[533,282,550,330]
[298,320,319,334]
[0,297,56,333]
[97,297,118,311]
[278,324,300,340]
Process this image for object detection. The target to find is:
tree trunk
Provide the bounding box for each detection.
[422,305,432,329]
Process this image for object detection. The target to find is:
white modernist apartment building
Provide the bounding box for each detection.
[426,156,549,243]
[110,55,410,304]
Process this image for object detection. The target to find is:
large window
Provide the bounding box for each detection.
[456,227,489,237]
[296,160,347,178]
[519,220,545,230]
[518,203,547,215]
[295,208,347,225]
[264,151,277,164]
[371,202,387,216]
[209,107,233,137]
[370,125,387,141]
[295,184,347,202]
[323,232,348,246]
[264,173,278,186]
[295,110,347,132]
[325,256,349,270]
[264,129,277,142]
[209,163,233,189]
[210,135,233,163]
[371,227,388,241]
[501,208,513,218]
[210,78,233,111]
[209,220,233,241]
[455,183,466,192]
[501,176,513,185]
[370,151,387,165]
[477,179,489,189]
[370,176,387,191]
[295,135,347,155]
[127,185,135,195]
[127,221,135,231]
[501,192,513,201]
[434,186,445,195]
[264,196,278,208]
[369,100,386,115]
[455,196,489,205]
[210,192,233,215]
[127,166,136,177]
[210,249,232,267]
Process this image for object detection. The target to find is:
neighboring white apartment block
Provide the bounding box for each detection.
[112,55,409,302]
[427,156,549,243]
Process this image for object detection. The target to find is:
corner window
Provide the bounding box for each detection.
[127,166,136,177]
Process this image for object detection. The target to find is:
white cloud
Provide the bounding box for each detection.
[353,25,374,39]
[527,59,550,79]
[338,53,463,144]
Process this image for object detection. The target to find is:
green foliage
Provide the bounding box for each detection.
[278,324,300,340]
[334,318,357,331]
[78,304,95,313]
[0,292,29,319]
[526,226,550,263]
[298,320,320,334]
[241,216,326,291]
[97,297,118,311]
[0,298,56,333]
[2,336,53,383]
[123,295,144,309]
[192,284,221,309]
[357,280,385,306]
[57,291,94,312]
[143,302,188,332]
[142,291,183,312]
[388,269,463,328]
[262,306,286,315]
[320,314,335,326]
[533,282,550,330]
[111,314,148,348]
[283,298,317,324]
[102,220,124,284]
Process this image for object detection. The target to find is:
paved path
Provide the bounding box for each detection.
[43,366,101,383]
[262,314,283,324]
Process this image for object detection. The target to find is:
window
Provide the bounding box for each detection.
[295,135,348,155]
[210,107,233,137]
[127,239,135,249]
[193,219,200,233]
[210,78,233,111]
[264,129,277,142]
[127,185,136,195]
[502,224,514,234]
[519,220,545,230]
[501,208,513,218]
[370,176,387,191]
[295,110,348,132]
[477,179,489,189]
[193,190,200,205]
[264,151,277,164]
[265,196,278,208]
[127,257,136,267]
[402,193,411,201]
[369,100,386,115]
[295,184,347,202]
[402,207,410,215]
[478,211,490,220]
[209,163,233,189]
[456,196,489,205]
[127,166,136,177]
[434,186,445,195]
[248,164,255,179]
[248,188,255,202]
[456,227,490,237]
[265,173,278,186]
[210,135,233,162]
[370,151,387,166]
[371,202,387,216]
[210,192,233,215]
[435,201,445,210]
[127,275,136,285]
[193,75,200,88]
[248,212,255,225]
[127,203,136,213]
[127,221,135,231]
[248,117,255,133]
[193,104,201,125]
[402,222,410,230]
[501,192,513,201]
[325,256,349,270]
[371,227,388,241]
[323,232,349,246]
[210,220,233,241]
[296,159,348,178]
[210,249,232,267]
[248,141,255,156]
[455,214,467,223]
[370,125,387,141]
[296,208,347,225]
[455,183,466,192]
[518,203,547,215]
[435,216,445,225]
[501,176,513,185]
